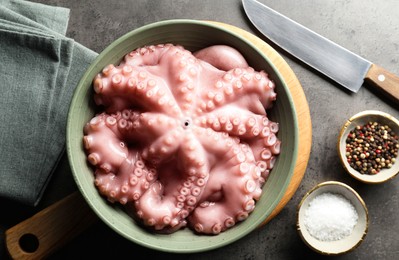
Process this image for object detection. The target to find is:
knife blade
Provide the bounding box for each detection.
[242,0,399,105]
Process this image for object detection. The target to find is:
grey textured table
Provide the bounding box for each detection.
[1,0,398,259]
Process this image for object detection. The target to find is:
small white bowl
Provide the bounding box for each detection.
[338,110,399,184]
[297,181,368,255]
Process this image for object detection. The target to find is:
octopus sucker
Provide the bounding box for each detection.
[93,77,103,93]
[187,140,264,234]
[253,188,263,201]
[111,73,124,88]
[266,156,277,169]
[243,199,256,212]
[87,152,100,165]
[269,121,279,133]
[84,43,281,235]
[129,175,138,186]
[270,140,281,154]
[212,223,222,235]
[260,149,272,160]
[236,211,249,221]
[194,223,204,233]
[102,64,116,76]
[143,133,181,165]
[264,133,277,146]
[244,179,257,193]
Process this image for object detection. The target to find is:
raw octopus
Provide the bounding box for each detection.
[83,43,280,235]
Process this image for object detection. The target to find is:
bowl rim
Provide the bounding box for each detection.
[337,110,399,184]
[66,19,299,253]
[296,181,369,255]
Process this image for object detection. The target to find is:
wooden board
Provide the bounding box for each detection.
[5,22,312,259]
[208,22,312,225]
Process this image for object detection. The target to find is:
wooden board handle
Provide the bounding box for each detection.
[365,64,399,105]
[5,192,98,259]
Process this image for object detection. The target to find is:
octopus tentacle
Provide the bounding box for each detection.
[93,47,183,116]
[122,44,178,67]
[83,113,157,204]
[115,111,179,146]
[195,67,276,115]
[141,128,183,166]
[193,45,249,71]
[123,44,203,115]
[94,154,157,204]
[196,106,272,139]
[156,45,201,113]
[245,118,281,181]
[83,113,128,173]
[134,132,209,231]
[188,131,263,234]
[196,107,280,181]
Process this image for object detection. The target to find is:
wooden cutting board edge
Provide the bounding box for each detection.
[208,22,312,226]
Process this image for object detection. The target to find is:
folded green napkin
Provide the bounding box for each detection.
[0,0,97,206]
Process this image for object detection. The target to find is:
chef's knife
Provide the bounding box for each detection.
[242,0,399,105]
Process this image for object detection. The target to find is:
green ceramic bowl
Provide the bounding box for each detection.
[66,19,298,253]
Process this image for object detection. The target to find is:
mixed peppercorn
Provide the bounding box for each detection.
[345,121,399,175]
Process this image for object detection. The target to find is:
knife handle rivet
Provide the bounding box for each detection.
[378,74,385,82]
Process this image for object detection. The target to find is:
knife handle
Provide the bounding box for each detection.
[365,64,399,105]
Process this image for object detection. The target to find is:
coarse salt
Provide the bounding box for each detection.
[303,192,358,242]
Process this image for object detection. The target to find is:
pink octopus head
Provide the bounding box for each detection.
[83,43,280,235]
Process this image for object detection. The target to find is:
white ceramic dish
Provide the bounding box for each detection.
[297,181,368,255]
